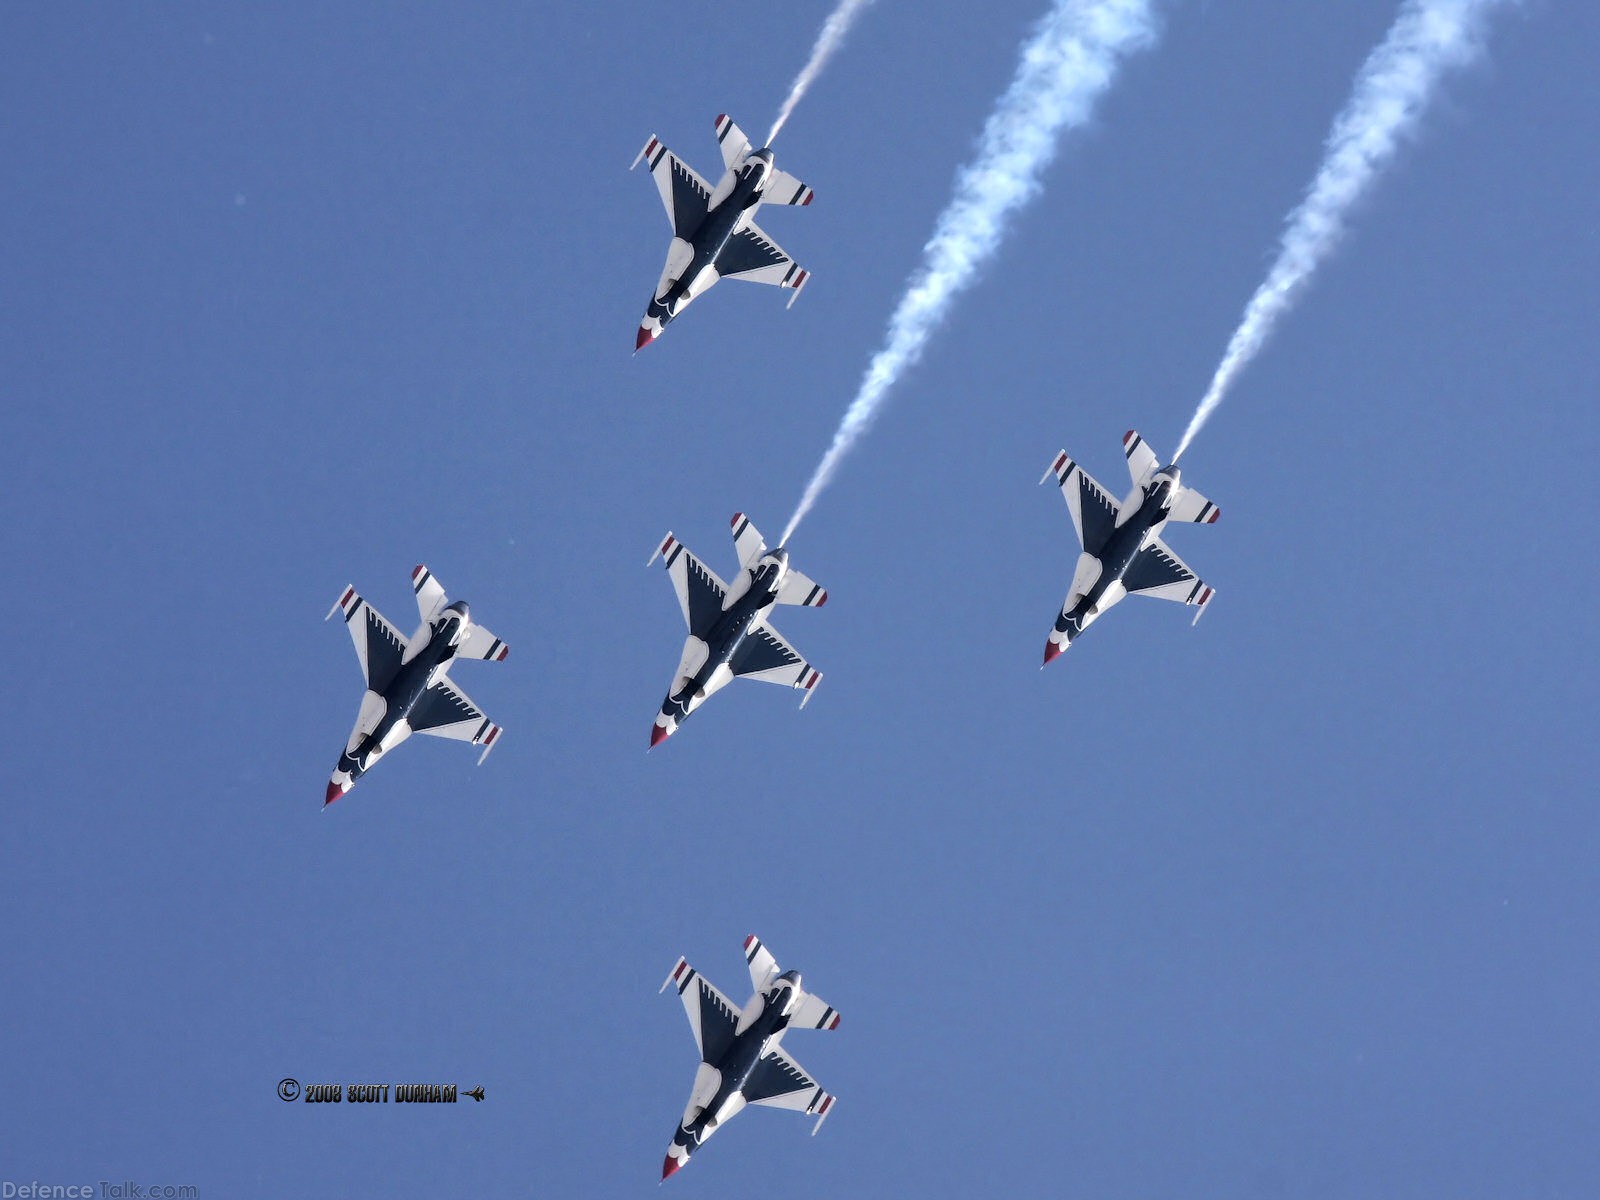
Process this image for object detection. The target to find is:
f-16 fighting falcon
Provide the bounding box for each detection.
[630,114,814,350]
[1040,431,1220,663]
[658,935,839,1180]
[646,513,825,747]
[323,566,508,806]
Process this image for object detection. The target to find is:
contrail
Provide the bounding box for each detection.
[1173,0,1514,462]
[782,0,1161,544]
[767,0,877,146]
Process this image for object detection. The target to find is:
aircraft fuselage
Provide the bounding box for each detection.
[337,607,466,785]
[672,976,799,1157]
[1061,478,1175,636]
[664,557,784,723]
[650,154,772,327]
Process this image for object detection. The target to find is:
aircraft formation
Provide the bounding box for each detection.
[314,0,1510,1177]
[318,117,1221,1180]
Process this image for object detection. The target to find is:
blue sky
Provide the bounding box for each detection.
[3,1,1597,1196]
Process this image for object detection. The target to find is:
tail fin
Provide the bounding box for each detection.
[411,564,447,622]
[744,935,780,993]
[1121,430,1160,488]
[731,512,767,569]
[714,113,752,171]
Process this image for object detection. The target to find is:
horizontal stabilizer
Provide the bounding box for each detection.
[1168,485,1220,525]
[460,623,510,663]
[793,990,841,1032]
[776,567,827,608]
[764,166,814,207]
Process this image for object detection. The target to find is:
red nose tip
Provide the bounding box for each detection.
[636,326,654,351]
[661,1156,681,1180]
[650,723,670,748]
[324,782,346,806]
[1043,640,1063,666]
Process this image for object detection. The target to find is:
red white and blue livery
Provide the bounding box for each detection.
[631,114,814,350]
[658,935,840,1180]
[647,513,826,747]
[1041,431,1220,662]
[323,565,509,806]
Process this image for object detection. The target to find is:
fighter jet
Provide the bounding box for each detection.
[658,935,839,1180]
[646,513,825,747]
[1040,431,1219,662]
[630,114,814,350]
[323,565,508,806]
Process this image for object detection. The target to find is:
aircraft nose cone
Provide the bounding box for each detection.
[1042,640,1063,666]
[324,781,347,807]
[661,1156,681,1181]
[635,326,654,352]
[650,723,670,748]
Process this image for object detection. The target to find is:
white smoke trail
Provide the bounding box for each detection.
[1173,0,1513,461]
[782,0,1160,543]
[767,0,877,146]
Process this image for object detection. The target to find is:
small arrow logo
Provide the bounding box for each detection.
[465,1086,485,1102]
